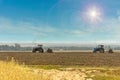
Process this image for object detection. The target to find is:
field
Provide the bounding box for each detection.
[0,52,120,80]
[0,52,120,67]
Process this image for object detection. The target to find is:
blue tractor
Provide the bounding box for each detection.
[93,45,105,53]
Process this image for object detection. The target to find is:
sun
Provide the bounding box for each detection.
[90,10,98,18]
[84,6,102,23]
[88,9,100,20]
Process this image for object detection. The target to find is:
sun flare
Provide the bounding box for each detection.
[84,6,102,23]
[90,10,98,18]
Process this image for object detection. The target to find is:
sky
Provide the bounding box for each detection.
[0,0,120,43]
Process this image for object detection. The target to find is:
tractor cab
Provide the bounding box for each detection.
[98,45,104,48]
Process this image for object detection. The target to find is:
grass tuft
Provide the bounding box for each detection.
[0,60,40,80]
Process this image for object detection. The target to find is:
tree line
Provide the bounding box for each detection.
[0,44,120,51]
[0,44,32,51]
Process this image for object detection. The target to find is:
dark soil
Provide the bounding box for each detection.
[0,52,120,67]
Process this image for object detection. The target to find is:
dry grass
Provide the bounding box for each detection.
[92,69,120,80]
[0,60,41,80]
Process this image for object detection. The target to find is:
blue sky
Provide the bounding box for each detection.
[0,0,120,43]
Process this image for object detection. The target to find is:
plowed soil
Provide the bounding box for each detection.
[0,52,120,67]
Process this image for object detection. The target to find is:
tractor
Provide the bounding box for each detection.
[32,45,53,53]
[93,45,105,53]
[32,45,44,53]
